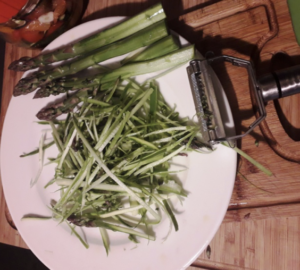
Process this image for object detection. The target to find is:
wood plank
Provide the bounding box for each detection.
[188,267,211,270]
[194,217,300,270]
[225,203,300,223]
[187,267,209,270]
[180,0,300,269]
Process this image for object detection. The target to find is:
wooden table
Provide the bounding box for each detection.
[1,0,300,269]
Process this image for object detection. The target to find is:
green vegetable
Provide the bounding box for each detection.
[20,141,54,157]
[287,0,300,45]
[9,3,166,72]
[233,146,273,176]
[26,77,203,253]
[121,35,180,65]
[34,35,181,99]
[34,45,195,102]
[17,4,203,254]
[100,45,195,84]
[15,21,169,96]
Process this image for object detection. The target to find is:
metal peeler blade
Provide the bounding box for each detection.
[187,59,226,145]
[187,55,266,145]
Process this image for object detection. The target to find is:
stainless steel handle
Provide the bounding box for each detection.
[259,65,300,102]
[205,55,267,143]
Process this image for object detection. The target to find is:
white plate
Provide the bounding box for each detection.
[0,17,237,270]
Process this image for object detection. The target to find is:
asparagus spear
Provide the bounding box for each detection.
[99,45,195,84]
[9,3,166,72]
[120,34,180,64]
[33,80,90,99]
[34,35,181,98]
[36,43,194,100]
[36,88,92,121]
[36,45,195,120]
[14,21,168,97]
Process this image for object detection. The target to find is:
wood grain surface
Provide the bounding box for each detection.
[1,0,300,269]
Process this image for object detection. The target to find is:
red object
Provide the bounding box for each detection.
[0,0,28,23]
[10,28,22,42]
[45,20,63,37]
[19,27,44,43]
[0,0,83,48]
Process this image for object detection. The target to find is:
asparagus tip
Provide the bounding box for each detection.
[33,87,51,99]
[36,107,59,121]
[13,89,22,97]
[13,76,38,96]
[8,57,35,71]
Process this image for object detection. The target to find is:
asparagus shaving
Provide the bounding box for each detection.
[238,171,274,194]
[232,146,272,176]
[91,220,155,241]
[30,131,46,187]
[66,222,89,249]
[99,228,110,255]
[20,141,54,158]
[72,119,161,220]
[163,199,178,231]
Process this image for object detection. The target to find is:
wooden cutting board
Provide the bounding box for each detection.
[1,0,300,269]
[170,0,300,269]
[166,0,300,216]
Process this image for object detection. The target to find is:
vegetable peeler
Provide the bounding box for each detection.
[187,55,300,145]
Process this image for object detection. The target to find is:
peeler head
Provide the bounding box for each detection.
[187,59,226,145]
[187,55,267,145]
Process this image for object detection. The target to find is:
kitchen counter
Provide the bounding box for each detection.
[1,1,300,269]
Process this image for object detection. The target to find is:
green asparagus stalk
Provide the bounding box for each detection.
[9,3,166,71]
[36,88,91,120]
[120,34,180,64]
[33,36,182,99]
[34,45,194,99]
[33,79,91,99]
[100,45,195,84]
[36,46,194,121]
[14,21,168,96]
